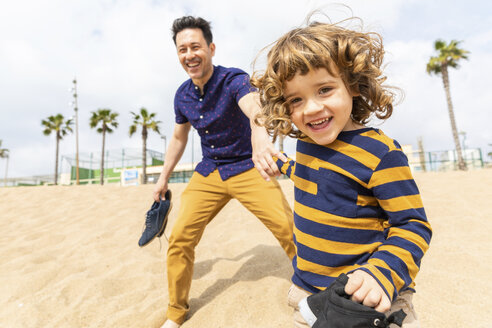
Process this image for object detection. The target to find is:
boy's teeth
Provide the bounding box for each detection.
[311,118,328,125]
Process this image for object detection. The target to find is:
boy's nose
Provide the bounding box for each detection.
[305,98,324,114]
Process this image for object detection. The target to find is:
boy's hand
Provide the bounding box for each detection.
[345,270,391,313]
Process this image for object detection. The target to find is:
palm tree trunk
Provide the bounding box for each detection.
[142,127,147,184]
[55,133,60,185]
[100,127,106,185]
[278,134,285,152]
[441,64,466,170]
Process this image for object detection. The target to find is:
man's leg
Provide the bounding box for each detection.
[228,168,295,259]
[166,170,231,324]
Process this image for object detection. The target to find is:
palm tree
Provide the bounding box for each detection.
[426,39,469,171]
[42,114,73,185]
[129,107,161,184]
[0,140,9,187]
[89,109,119,185]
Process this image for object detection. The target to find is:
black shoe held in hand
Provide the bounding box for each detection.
[138,189,172,247]
[298,273,406,328]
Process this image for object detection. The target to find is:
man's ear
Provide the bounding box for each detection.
[210,42,216,56]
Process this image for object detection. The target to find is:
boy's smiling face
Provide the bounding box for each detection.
[283,67,362,145]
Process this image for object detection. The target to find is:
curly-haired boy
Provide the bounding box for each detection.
[251,19,432,327]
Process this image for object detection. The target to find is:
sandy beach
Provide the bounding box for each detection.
[0,169,491,327]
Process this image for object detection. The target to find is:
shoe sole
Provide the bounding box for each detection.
[298,297,317,327]
[157,202,172,238]
[157,190,172,238]
[139,202,173,248]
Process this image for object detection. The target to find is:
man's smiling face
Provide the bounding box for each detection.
[175,28,215,88]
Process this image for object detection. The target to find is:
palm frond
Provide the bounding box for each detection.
[0,140,9,159]
[90,108,119,134]
[129,108,161,139]
[427,39,469,75]
[434,39,446,50]
[130,111,141,121]
[42,114,73,138]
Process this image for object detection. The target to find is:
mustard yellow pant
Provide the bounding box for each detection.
[166,168,295,324]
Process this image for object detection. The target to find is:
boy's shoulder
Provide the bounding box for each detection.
[295,128,404,166]
[338,128,402,157]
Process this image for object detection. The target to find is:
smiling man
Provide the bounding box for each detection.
[152,16,295,328]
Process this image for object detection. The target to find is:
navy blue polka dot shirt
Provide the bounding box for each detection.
[174,65,255,180]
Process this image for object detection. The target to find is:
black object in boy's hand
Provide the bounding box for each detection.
[298,273,406,328]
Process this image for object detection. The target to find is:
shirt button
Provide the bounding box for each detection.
[211,145,215,149]
[199,98,203,102]
[214,156,218,160]
[199,115,203,119]
[205,130,209,134]
[194,86,198,90]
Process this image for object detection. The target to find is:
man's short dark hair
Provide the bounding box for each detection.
[172,16,213,45]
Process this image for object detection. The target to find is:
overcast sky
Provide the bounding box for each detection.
[1,0,491,178]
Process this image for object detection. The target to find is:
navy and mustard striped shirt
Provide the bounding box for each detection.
[277,128,432,301]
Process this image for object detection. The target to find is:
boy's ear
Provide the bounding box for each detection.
[342,78,360,97]
[350,84,360,97]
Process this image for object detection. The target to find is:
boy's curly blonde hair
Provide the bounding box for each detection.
[251,19,398,141]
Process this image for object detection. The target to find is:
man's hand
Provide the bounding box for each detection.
[238,92,288,181]
[345,270,392,313]
[153,179,168,202]
[251,128,287,181]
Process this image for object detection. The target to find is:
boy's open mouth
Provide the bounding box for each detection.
[307,117,332,130]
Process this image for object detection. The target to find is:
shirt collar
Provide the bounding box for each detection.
[192,65,217,95]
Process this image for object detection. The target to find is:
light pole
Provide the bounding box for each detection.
[459,131,467,165]
[459,131,467,151]
[71,78,80,185]
[160,135,167,161]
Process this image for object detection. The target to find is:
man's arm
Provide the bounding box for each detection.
[153,122,191,201]
[238,92,287,181]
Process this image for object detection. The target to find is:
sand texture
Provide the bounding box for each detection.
[0,169,491,327]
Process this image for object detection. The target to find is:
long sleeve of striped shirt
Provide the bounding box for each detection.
[275,128,432,301]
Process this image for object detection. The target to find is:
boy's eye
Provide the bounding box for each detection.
[319,87,332,94]
[289,97,302,105]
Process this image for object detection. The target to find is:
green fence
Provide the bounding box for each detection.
[406,148,483,172]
